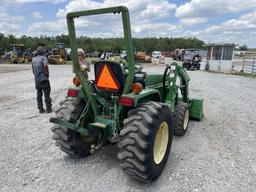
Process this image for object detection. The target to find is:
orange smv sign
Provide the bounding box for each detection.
[96,64,120,92]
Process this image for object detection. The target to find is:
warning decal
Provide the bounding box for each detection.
[96,64,120,92]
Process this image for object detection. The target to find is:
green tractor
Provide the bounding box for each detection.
[50,6,203,182]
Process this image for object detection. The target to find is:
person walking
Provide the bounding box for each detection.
[32,47,52,113]
[78,51,90,79]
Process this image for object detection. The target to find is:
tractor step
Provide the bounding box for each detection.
[89,116,114,129]
[89,122,108,129]
[189,98,204,120]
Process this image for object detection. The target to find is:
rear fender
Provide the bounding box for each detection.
[120,88,161,107]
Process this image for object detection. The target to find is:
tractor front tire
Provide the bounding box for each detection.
[173,102,190,136]
[51,97,96,157]
[118,102,173,182]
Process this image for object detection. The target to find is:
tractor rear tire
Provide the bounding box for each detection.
[51,97,96,157]
[118,102,173,182]
[173,102,190,136]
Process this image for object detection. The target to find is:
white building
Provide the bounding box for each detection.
[206,43,235,72]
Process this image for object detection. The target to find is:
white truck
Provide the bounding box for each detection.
[152,51,162,59]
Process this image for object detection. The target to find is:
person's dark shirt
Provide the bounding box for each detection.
[32,55,49,82]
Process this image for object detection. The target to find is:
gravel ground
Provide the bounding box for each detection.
[0,64,255,192]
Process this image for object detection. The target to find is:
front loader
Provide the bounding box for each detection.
[50,6,203,182]
[10,44,31,63]
[48,43,67,64]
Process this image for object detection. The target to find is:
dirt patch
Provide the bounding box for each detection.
[0,64,31,73]
[0,95,16,103]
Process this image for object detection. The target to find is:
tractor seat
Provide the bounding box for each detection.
[94,61,125,94]
[134,72,146,88]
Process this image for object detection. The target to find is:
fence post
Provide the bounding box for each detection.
[242,55,245,72]
[252,58,256,74]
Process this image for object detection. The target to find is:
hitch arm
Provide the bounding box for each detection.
[50,117,89,136]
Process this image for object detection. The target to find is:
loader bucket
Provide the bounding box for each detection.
[189,98,204,120]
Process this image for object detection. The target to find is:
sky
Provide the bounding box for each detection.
[0,0,256,47]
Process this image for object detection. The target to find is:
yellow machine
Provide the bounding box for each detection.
[134,51,151,62]
[48,43,67,64]
[10,44,32,63]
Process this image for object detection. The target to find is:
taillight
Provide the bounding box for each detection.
[119,97,134,107]
[67,89,78,97]
[73,76,81,87]
[131,82,143,94]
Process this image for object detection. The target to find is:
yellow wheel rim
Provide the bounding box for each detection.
[183,110,189,130]
[153,122,169,164]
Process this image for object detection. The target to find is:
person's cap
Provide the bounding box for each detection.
[36,47,44,54]
[78,50,84,55]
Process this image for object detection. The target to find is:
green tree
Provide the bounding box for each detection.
[0,34,205,54]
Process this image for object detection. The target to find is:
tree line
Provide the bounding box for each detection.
[0,33,205,54]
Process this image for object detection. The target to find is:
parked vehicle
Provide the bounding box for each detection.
[66,48,85,60]
[10,44,31,63]
[182,49,202,70]
[171,49,181,60]
[152,51,162,58]
[100,51,113,60]
[120,50,127,60]
[2,51,12,59]
[161,51,172,57]
[48,43,67,64]
[135,51,151,62]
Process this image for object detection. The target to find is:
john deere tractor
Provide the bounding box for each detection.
[50,6,203,182]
